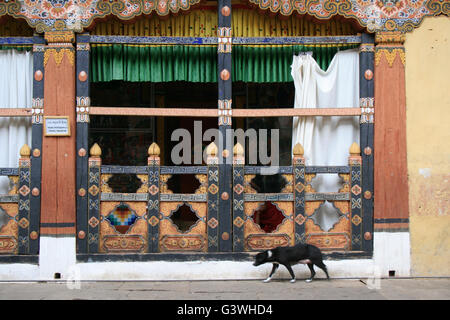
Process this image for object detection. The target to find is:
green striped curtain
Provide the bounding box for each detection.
[0,46,32,51]
[233,45,358,82]
[90,44,358,83]
[90,45,218,82]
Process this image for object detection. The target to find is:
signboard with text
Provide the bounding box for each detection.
[44,116,71,136]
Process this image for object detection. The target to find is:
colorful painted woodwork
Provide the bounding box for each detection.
[76,33,90,253]
[0,146,40,255]
[0,1,448,33]
[374,31,409,232]
[147,143,160,253]
[29,35,45,254]
[232,143,245,252]
[359,33,375,250]
[1,1,416,258]
[40,31,77,238]
[207,142,219,252]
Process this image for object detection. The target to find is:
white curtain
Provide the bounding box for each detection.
[291,49,359,231]
[0,50,33,194]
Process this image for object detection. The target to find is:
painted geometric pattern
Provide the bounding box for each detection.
[0,206,10,230]
[247,0,450,32]
[106,203,138,227]
[0,0,203,32]
[0,1,448,33]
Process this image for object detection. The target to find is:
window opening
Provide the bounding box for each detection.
[170,203,200,233]
[252,202,285,233]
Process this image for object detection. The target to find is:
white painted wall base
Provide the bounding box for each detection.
[38,236,76,280]
[373,232,411,277]
[0,232,411,281]
[75,259,376,281]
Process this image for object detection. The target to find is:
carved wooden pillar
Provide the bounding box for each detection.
[374,32,409,231]
[293,143,306,245]
[206,142,219,252]
[76,33,90,253]
[40,31,76,237]
[17,144,32,254]
[232,143,245,252]
[29,35,45,254]
[87,143,101,253]
[349,143,363,250]
[147,143,161,253]
[217,0,233,252]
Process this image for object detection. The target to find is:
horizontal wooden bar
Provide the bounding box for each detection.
[40,226,76,236]
[305,192,350,201]
[306,166,350,174]
[233,108,361,117]
[374,218,409,223]
[243,193,350,202]
[101,193,148,202]
[90,107,360,118]
[0,168,18,176]
[100,193,207,202]
[233,35,362,45]
[101,166,148,174]
[374,222,409,232]
[90,35,218,45]
[88,35,361,45]
[244,166,292,174]
[0,195,18,203]
[100,166,208,174]
[0,108,32,117]
[0,255,39,264]
[242,166,350,174]
[244,193,293,201]
[160,194,207,202]
[160,166,208,174]
[41,222,76,228]
[90,107,218,117]
[0,37,34,45]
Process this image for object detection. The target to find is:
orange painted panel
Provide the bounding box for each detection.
[374,48,409,220]
[41,47,76,236]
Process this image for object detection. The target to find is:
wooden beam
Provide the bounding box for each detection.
[234,108,361,117]
[0,37,34,45]
[0,108,32,117]
[90,107,361,117]
[90,107,218,117]
[88,35,361,45]
[233,35,361,45]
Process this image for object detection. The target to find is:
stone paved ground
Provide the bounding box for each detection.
[0,278,448,300]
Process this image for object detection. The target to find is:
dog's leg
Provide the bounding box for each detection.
[263,263,279,283]
[314,261,330,280]
[284,264,296,283]
[306,263,316,283]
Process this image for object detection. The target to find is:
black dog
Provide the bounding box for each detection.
[253,243,330,283]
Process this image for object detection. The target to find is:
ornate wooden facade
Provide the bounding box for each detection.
[0,0,448,261]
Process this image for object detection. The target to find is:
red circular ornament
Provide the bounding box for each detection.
[32,188,40,197]
[34,70,43,81]
[78,71,88,82]
[221,6,231,16]
[30,231,39,240]
[220,69,230,81]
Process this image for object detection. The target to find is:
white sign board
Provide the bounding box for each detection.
[44,116,71,136]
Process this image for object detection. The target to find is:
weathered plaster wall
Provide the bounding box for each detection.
[405,16,450,276]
